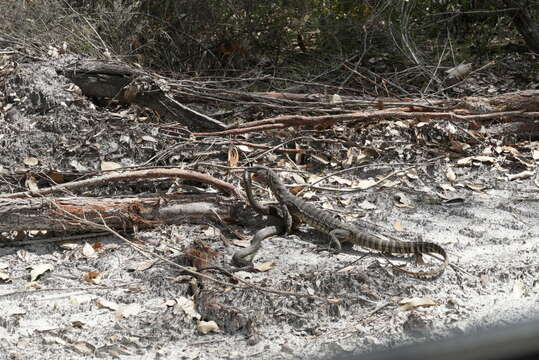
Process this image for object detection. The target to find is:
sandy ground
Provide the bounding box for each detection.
[0,57,538,359]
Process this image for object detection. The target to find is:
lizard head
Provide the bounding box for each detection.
[246,166,271,183]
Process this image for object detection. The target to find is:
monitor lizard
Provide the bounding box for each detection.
[245,166,448,279]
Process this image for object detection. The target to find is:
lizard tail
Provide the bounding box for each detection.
[379,239,448,279]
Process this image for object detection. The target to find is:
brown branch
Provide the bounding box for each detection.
[0,168,242,200]
[193,108,535,137]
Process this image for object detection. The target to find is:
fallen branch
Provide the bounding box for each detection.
[0,193,241,232]
[193,109,537,137]
[190,90,539,136]
[0,168,242,200]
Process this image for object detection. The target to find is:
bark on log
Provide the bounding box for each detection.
[0,194,242,232]
[60,60,226,132]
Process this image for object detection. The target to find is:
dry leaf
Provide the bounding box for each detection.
[96,298,119,311]
[17,249,29,261]
[59,242,80,250]
[27,282,43,289]
[440,183,456,192]
[406,169,419,180]
[507,170,534,181]
[92,242,104,251]
[337,265,356,273]
[445,167,456,182]
[446,62,472,79]
[69,294,94,305]
[71,341,96,355]
[449,139,470,153]
[466,183,486,191]
[29,263,53,281]
[399,297,436,311]
[456,156,496,166]
[532,149,539,161]
[311,154,330,165]
[289,185,305,194]
[227,145,239,167]
[174,296,201,320]
[203,227,220,237]
[345,147,367,165]
[301,190,317,199]
[511,279,525,298]
[253,261,274,272]
[82,242,97,258]
[395,193,413,208]
[236,144,252,152]
[114,303,141,319]
[127,259,159,272]
[25,176,38,191]
[83,271,102,284]
[456,157,472,166]
[332,176,352,186]
[291,173,305,184]
[358,200,377,210]
[330,94,343,104]
[23,157,39,166]
[0,271,12,282]
[141,135,157,143]
[70,159,88,172]
[473,155,496,163]
[197,320,219,334]
[380,179,400,188]
[352,178,377,190]
[393,221,404,232]
[100,161,122,171]
[321,202,334,210]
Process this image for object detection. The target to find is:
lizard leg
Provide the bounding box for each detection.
[279,203,294,234]
[328,229,352,253]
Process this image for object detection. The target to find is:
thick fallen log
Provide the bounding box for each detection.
[0,193,242,232]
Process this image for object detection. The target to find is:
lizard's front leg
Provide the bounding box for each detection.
[279,203,294,234]
[328,229,352,253]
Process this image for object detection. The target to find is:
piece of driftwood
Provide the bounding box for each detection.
[0,193,241,232]
[60,60,226,132]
